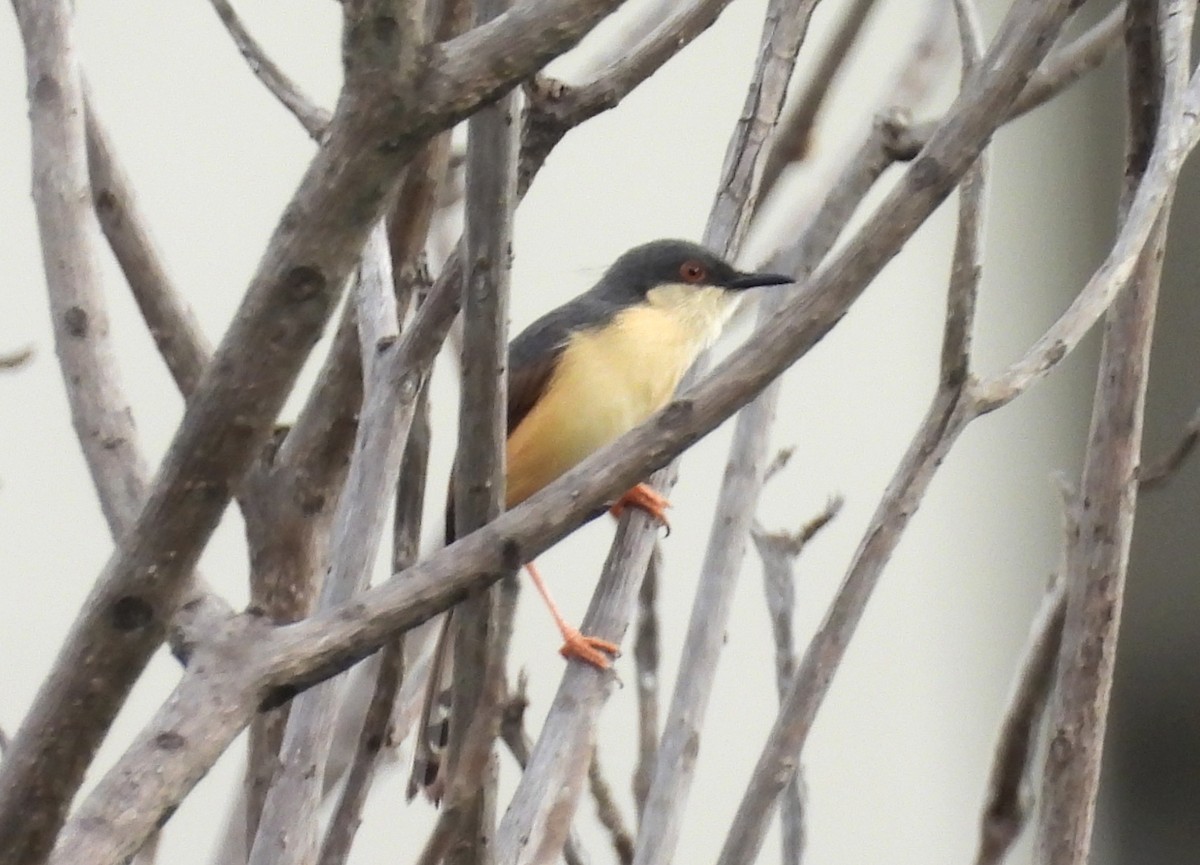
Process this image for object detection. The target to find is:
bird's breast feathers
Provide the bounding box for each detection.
[504,285,736,506]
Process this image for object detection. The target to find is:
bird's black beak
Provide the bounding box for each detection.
[728,270,793,290]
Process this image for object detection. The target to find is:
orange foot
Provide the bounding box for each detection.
[559,627,621,669]
[609,482,672,532]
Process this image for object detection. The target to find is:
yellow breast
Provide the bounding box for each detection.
[505,285,736,507]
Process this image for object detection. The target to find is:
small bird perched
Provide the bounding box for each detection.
[411,239,792,798]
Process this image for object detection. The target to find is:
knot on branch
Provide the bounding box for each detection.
[876,108,923,162]
[519,76,576,195]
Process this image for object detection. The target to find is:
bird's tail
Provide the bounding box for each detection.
[406,607,456,803]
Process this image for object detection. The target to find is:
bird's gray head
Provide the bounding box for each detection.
[596,239,792,300]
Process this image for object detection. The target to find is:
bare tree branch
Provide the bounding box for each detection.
[0,0,631,855]
[1035,3,1190,864]
[443,0,519,853]
[753,497,843,696]
[0,5,183,856]
[588,747,635,865]
[761,0,954,273]
[705,0,821,260]
[208,0,331,138]
[9,0,149,543]
[498,678,592,865]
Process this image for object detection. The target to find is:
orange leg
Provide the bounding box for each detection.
[524,561,620,669]
[609,482,671,531]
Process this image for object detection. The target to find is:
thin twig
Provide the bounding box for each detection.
[750,498,842,865]
[709,2,1008,858]
[317,643,404,865]
[975,580,1067,865]
[704,0,821,260]
[588,747,635,865]
[941,0,987,384]
[1138,401,1200,488]
[632,3,947,861]
[759,0,883,195]
[571,0,678,75]
[0,346,34,371]
[972,472,1076,865]
[1008,2,1126,119]
[208,0,331,138]
[632,543,660,822]
[84,92,212,397]
[760,0,953,273]
[519,0,738,191]
[762,447,794,484]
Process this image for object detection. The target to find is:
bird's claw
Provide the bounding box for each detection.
[610,483,672,534]
[558,628,621,669]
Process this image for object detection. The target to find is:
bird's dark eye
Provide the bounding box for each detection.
[679,261,707,283]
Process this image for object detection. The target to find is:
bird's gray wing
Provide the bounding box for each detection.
[506,292,619,433]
